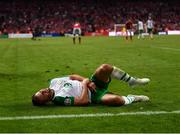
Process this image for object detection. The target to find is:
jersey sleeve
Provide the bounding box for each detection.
[52,96,74,106]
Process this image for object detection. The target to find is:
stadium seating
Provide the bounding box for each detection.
[0,0,179,34]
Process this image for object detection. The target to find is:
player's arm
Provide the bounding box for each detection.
[53,79,90,106]
[69,74,96,91]
[74,78,90,106]
[52,79,89,106]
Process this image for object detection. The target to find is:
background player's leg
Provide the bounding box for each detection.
[150,32,153,39]
[141,32,144,38]
[130,30,133,40]
[79,37,81,44]
[73,37,75,44]
[138,31,140,39]
[126,30,128,40]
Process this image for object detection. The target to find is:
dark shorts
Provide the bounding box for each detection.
[139,30,143,34]
[148,28,153,33]
[90,75,111,103]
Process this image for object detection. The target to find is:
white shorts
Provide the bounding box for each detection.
[73,28,82,37]
[126,29,133,36]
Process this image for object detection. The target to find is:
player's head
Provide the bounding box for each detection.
[32,88,54,106]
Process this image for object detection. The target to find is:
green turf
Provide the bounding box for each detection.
[0,36,180,132]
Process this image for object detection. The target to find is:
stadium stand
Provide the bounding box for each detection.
[0,0,179,34]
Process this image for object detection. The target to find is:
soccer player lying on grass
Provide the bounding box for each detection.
[32,64,150,106]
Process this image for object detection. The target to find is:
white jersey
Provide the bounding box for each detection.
[147,19,153,29]
[49,77,91,102]
[138,21,144,30]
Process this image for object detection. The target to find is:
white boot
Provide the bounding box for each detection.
[127,95,150,102]
[128,78,150,87]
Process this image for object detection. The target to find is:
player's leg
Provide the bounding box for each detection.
[73,37,75,44]
[138,30,140,39]
[141,30,144,38]
[31,35,35,40]
[126,30,129,40]
[150,30,153,39]
[79,29,82,44]
[139,30,143,39]
[130,29,133,40]
[94,64,150,87]
[32,33,36,40]
[147,29,150,38]
[72,29,76,44]
[111,65,150,87]
[100,93,125,106]
[148,29,152,39]
[78,36,81,44]
[100,93,149,106]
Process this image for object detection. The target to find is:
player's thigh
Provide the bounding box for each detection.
[129,29,133,35]
[126,30,129,35]
[100,93,125,106]
[126,29,132,36]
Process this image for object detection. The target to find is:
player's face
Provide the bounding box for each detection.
[35,88,53,104]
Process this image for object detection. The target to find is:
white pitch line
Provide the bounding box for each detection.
[0,110,180,121]
[151,46,180,51]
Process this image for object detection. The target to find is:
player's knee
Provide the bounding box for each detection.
[99,64,113,73]
[94,64,113,82]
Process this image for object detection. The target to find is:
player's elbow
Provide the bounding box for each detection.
[74,97,89,106]
[78,98,89,106]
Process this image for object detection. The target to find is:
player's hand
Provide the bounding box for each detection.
[87,81,96,92]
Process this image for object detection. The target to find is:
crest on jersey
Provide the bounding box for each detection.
[64,97,71,106]
[63,83,73,88]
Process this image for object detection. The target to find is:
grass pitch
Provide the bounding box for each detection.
[0,35,180,132]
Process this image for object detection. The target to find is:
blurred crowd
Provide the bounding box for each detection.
[0,0,179,34]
